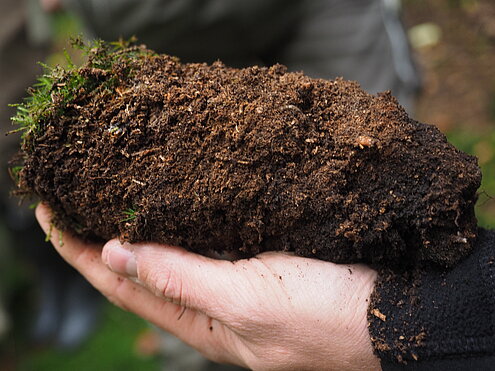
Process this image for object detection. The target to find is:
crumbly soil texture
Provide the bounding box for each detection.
[16,43,481,268]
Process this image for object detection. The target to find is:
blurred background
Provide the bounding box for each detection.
[0,0,494,370]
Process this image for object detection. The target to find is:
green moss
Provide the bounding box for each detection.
[121,208,138,222]
[8,166,24,184]
[10,38,154,153]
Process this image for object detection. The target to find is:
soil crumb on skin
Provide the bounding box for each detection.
[16,44,481,269]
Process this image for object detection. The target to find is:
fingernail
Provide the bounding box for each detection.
[103,241,137,277]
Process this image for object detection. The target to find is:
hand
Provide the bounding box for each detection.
[36,204,380,370]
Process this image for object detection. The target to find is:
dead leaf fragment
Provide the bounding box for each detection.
[371,308,387,321]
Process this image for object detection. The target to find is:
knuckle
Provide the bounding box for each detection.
[144,268,182,304]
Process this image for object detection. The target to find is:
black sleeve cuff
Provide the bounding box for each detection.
[381,355,495,371]
[368,228,495,367]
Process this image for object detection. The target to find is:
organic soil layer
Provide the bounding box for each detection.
[17,45,481,268]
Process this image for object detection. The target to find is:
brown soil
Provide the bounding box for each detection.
[18,46,481,268]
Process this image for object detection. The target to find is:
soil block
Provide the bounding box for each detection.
[13,42,482,268]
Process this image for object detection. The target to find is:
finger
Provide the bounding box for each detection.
[35,204,162,312]
[102,239,267,322]
[35,204,241,364]
[35,204,193,324]
[35,203,103,267]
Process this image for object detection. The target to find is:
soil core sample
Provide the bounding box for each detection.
[13,42,481,268]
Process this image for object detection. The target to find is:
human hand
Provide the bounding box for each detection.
[36,204,380,370]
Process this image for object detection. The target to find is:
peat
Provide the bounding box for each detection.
[15,44,482,268]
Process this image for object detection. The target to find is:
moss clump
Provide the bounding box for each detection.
[11,38,154,151]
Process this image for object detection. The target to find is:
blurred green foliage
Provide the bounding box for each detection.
[19,304,160,371]
[447,128,495,228]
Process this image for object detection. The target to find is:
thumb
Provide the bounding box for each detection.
[102,239,246,320]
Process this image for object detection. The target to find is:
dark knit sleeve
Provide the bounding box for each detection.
[368,228,495,370]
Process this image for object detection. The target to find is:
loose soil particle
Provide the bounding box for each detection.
[17,44,482,269]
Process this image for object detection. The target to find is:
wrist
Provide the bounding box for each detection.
[344,267,381,370]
